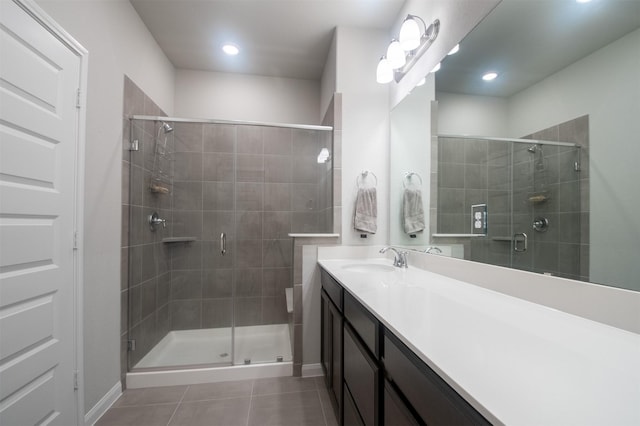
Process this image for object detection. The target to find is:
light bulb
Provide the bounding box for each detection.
[376,57,393,84]
[399,16,421,51]
[386,40,406,69]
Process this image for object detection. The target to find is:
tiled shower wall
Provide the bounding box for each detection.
[121,77,171,378]
[434,115,589,281]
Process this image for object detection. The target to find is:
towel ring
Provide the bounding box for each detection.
[357,171,377,189]
[403,172,423,189]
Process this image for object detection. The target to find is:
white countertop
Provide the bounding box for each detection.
[318,258,640,426]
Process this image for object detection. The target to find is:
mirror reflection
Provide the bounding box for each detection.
[390,0,640,292]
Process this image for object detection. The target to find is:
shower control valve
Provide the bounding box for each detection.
[148,212,166,231]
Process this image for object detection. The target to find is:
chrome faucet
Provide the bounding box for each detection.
[380,246,408,268]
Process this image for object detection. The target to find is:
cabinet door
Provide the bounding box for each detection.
[330,298,343,419]
[344,385,365,426]
[344,324,379,426]
[321,290,331,381]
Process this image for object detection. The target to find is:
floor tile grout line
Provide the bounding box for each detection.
[165,384,189,426]
[246,380,256,426]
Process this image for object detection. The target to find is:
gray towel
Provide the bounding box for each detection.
[403,188,425,234]
[354,187,377,234]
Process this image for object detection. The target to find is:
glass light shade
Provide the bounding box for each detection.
[448,44,460,55]
[376,57,393,84]
[399,16,421,51]
[386,40,406,69]
[416,77,426,87]
[431,62,441,73]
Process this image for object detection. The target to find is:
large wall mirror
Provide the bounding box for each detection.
[390,0,640,292]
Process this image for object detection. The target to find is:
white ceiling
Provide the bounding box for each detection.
[130,0,406,80]
[130,0,640,92]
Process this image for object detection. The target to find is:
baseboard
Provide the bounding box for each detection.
[84,381,122,426]
[301,363,323,377]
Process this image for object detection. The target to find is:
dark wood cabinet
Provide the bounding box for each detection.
[320,266,490,426]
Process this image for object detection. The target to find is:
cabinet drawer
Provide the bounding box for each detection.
[344,291,380,358]
[321,268,343,312]
[383,332,489,426]
[344,324,379,426]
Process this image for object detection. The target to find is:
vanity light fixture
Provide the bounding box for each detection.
[482,72,498,81]
[376,14,440,84]
[222,43,239,56]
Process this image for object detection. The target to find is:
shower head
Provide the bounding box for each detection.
[161,122,173,133]
[527,145,537,153]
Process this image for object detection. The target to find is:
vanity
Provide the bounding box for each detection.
[317,251,640,426]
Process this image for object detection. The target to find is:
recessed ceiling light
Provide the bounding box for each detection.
[448,44,460,55]
[222,44,239,56]
[482,72,498,81]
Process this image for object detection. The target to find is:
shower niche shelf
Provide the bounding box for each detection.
[162,237,197,244]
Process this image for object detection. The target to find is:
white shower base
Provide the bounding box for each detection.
[134,324,292,369]
[127,324,293,389]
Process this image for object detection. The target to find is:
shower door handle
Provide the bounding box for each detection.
[513,233,528,252]
[220,232,226,256]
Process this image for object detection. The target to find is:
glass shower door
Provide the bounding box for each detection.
[510,142,582,278]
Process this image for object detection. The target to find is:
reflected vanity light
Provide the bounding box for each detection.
[317,148,331,164]
[376,14,440,84]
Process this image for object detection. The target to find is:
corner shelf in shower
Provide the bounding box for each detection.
[162,237,197,244]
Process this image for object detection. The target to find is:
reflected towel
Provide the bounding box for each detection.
[403,188,425,234]
[354,187,377,234]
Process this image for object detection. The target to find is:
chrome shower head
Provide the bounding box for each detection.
[161,122,173,133]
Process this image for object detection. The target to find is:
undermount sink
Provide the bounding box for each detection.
[341,263,396,273]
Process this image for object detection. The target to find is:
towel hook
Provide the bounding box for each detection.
[357,170,377,189]
[403,172,423,189]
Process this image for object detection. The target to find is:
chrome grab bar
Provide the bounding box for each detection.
[220,232,226,255]
[513,232,528,252]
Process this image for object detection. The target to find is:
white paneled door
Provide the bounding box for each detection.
[0,1,86,425]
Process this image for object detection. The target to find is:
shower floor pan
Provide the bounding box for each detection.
[134,324,292,369]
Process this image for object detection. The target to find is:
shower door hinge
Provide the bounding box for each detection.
[73,371,79,390]
[76,88,83,109]
[73,231,79,250]
[128,339,136,351]
[129,139,139,151]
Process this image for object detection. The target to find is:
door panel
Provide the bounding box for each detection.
[0,1,82,424]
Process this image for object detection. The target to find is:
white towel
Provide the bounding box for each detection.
[403,188,425,234]
[354,187,377,234]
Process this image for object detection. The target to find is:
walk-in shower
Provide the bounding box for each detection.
[124,116,332,385]
[434,133,587,281]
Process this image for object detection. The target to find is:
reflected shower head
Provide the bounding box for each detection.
[161,122,173,133]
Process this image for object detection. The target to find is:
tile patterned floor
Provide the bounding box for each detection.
[96,376,338,426]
